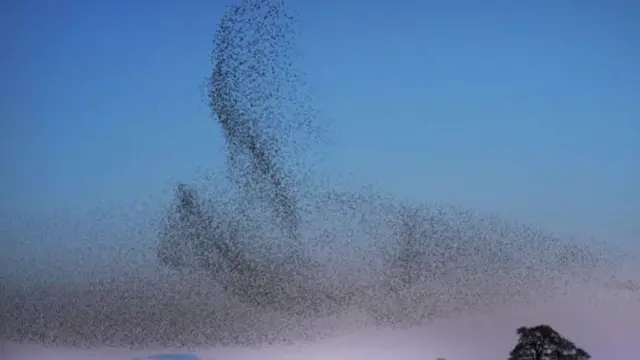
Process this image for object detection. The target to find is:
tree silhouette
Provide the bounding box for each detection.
[508,325,590,360]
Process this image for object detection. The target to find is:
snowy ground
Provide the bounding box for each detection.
[3,284,637,360]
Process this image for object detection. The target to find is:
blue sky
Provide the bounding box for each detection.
[1,0,639,278]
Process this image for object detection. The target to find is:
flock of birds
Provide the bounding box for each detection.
[1,0,636,352]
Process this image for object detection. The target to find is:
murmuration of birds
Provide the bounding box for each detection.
[207,0,319,245]
[1,0,634,350]
[201,0,335,314]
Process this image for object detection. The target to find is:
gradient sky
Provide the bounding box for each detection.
[1,0,639,276]
[1,1,639,359]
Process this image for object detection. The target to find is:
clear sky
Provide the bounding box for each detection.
[1,0,639,277]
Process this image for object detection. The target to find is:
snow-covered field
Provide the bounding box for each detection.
[3,284,637,360]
